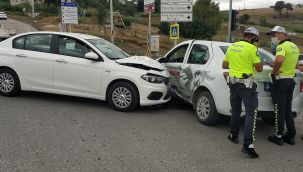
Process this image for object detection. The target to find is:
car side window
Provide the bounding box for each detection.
[25,34,52,53]
[13,36,26,49]
[187,44,210,64]
[165,44,189,63]
[58,36,92,58]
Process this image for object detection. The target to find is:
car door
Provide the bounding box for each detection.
[53,35,103,96]
[162,42,191,97]
[11,34,54,90]
[180,41,213,99]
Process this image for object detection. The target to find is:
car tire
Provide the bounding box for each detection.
[194,91,219,125]
[0,68,21,97]
[108,82,139,112]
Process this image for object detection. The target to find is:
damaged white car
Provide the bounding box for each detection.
[0,32,170,111]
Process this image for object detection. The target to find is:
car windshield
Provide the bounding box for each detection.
[87,39,129,59]
[219,46,274,63]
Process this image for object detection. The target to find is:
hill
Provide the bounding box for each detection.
[8,7,303,56]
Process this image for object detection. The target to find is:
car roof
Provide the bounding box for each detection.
[16,31,101,40]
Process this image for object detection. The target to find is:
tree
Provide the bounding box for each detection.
[136,0,144,12]
[97,1,108,25]
[239,13,250,24]
[179,0,222,40]
[259,16,267,26]
[274,1,285,16]
[285,3,293,15]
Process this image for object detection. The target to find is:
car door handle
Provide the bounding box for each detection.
[56,59,68,63]
[16,54,27,58]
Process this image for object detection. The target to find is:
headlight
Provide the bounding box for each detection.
[141,74,167,84]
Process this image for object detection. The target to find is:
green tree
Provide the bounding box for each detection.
[137,0,144,12]
[180,0,222,40]
[259,16,267,26]
[285,3,293,15]
[97,1,108,25]
[239,14,250,24]
[274,1,285,16]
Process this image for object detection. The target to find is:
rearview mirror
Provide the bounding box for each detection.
[85,52,99,60]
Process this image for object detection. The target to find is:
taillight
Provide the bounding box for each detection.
[223,72,229,81]
[300,77,303,92]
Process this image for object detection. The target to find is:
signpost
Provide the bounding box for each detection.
[170,23,179,40]
[160,0,193,22]
[61,1,78,32]
[144,0,155,56]
[161,0,193,46]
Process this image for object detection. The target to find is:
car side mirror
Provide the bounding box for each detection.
[158,57,166,63]
[85,52,99,60]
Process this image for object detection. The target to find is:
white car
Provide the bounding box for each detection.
[0,12,7,20]
[0,32,170,111]
[160,40,303,125]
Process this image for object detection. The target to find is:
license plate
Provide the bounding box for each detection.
[264,82,271,92]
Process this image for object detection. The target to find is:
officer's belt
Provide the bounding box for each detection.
[228,76,254,88]
[275,76,293,80]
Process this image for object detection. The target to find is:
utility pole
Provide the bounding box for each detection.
[227,0,232,42]
[110,0,114,44]
[31,0,35,18]
[148,10,151,52]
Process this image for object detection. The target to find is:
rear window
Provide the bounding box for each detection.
[219,46,274,63]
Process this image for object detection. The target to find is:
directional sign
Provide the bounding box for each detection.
[161,13,192,22]
[61,2,78,24]
[144,0,154,6]
[161,4,192,13]
[160,0,193,22]
[170,24,179,40]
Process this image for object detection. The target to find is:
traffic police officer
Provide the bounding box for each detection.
[222,27,263,158]
[266,26,300,145]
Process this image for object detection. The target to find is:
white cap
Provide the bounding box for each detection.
[266,26,287,35]
[244,27,259,37]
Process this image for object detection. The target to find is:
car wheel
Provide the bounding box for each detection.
[108,82,139,112]
[194,91,219,125]
[0,68,21,97]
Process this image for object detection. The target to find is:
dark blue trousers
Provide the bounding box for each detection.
[271,78,296,137]
[229,83,258,146]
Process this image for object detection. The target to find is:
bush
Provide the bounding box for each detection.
[259,16,267,26]
[123,17,133,28]
[239,14,250,24]
[159,22,169,35]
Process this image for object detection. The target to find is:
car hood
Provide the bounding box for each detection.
[115,56,165,71]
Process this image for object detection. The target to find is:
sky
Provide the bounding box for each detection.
[212,0,303,11]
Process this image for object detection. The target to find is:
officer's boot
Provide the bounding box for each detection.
[241,144,259,158]
[284,134,295,145]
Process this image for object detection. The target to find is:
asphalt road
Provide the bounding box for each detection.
[0,92,302,172]
[0,18,37,34]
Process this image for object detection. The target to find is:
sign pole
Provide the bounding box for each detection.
[227,0,232,43]
[148,10,151,52]
[174,22,178,47]
[110,0,114,44]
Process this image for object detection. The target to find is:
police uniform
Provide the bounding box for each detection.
[271,39,299,140]
[224,40,260,147]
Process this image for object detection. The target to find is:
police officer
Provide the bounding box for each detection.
[266,26,300,145]
[222,27,263,158]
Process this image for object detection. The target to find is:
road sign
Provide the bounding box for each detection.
[161,4,192,13]
[161,13,192,22]
[144,4,155,13]
[144,0,154,6]
[61,2,78,24]
[160,0,193,22]
[170,24,179,40]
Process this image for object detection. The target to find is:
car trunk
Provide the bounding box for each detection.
[254,66,303,99]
